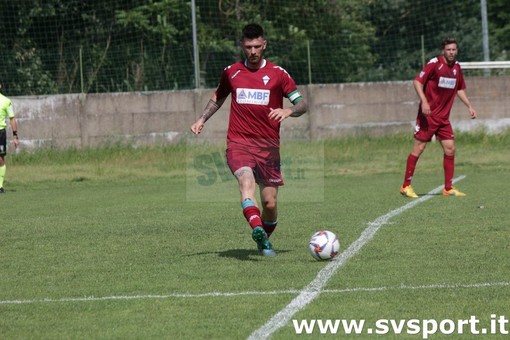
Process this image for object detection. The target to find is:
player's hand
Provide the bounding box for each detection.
[421,101,431,116]
[190,119,205,134]
[469,107,477,119]
[268,107,292,122]
[13,138,19,149]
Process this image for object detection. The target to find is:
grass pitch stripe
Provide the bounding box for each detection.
[247,176,466,340]
[2,280,508,305]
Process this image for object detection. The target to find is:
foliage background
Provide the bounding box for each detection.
[0,0,509,95]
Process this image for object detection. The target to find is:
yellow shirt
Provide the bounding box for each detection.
[0,93,15,130]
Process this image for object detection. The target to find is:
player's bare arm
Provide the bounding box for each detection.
[190,95,226,134]
[413,79,431,116]
[10,117,19,148]
[289,99,307,117]
[268,99,307,122]
[456,89,477,119]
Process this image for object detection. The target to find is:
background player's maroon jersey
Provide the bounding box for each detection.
[415,56,466,122]
[215,59,299,148]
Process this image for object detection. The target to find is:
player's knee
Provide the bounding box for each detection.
[262,199,277,211]
[444,145,455,156]
[445,149,455,157]
[412,142,427,156]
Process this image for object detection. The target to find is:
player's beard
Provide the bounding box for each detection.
[247,54,261,68]
[444,54,456,65]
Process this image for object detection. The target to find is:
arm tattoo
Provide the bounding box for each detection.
[200,99,220,122]
[290,99,307,117]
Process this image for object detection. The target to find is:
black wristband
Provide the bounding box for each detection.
[13,131,18,137]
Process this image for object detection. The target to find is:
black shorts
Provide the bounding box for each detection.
[0,129,7,156]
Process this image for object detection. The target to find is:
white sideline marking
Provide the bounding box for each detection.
[1,280,508,305]
[247,176,466,340]
[323,281,510,294]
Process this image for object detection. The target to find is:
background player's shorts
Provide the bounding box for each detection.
[0,129,7,156]
[226,144,284,187]
[414,114,455,142]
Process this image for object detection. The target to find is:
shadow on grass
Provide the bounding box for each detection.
[401,193,442,198]
[189,248,291,261]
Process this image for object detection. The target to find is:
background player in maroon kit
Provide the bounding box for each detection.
[400,37,477,198]
[190,23,307,256]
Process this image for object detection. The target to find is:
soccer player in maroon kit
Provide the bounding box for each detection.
[190,24,307,256]
[400,37,477,198]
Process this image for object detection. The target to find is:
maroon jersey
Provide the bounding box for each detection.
[415,56,466,122]
[215,59,300,148]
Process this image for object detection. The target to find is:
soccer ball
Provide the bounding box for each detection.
[308,230,340,261]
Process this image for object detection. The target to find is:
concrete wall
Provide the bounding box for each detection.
[9,76,510,150]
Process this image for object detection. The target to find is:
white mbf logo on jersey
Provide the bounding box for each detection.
[438,76,456,89]
[236,88,270,105]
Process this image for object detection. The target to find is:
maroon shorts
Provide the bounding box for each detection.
[414,114,455,142]
[226,144,284,187]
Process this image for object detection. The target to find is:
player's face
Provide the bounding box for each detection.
[442,43,458,65]
[242,37,266,68]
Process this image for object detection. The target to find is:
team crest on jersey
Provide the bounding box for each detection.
[263,75,270,85]
[237,88,270,105]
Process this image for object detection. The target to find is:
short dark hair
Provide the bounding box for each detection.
[441,37,457,49]
[241,23,265,40]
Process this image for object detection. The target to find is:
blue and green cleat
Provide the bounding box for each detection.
[252,226,276,257]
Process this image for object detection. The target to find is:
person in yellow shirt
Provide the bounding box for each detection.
[0,84,19,193]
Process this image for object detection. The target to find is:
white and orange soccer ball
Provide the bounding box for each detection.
[308,230,340,261]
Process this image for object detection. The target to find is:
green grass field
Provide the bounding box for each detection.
[1,132,509,339]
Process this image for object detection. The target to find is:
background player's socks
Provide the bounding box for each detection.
[403,153,419,187]
[0,165,6,188]
[443,154,455,190]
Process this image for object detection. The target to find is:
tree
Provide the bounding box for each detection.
[488,0,510,60]
[365,0,483,81]
[195,0,376,85]
[0,1,57,95]
[1,0,508,95]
